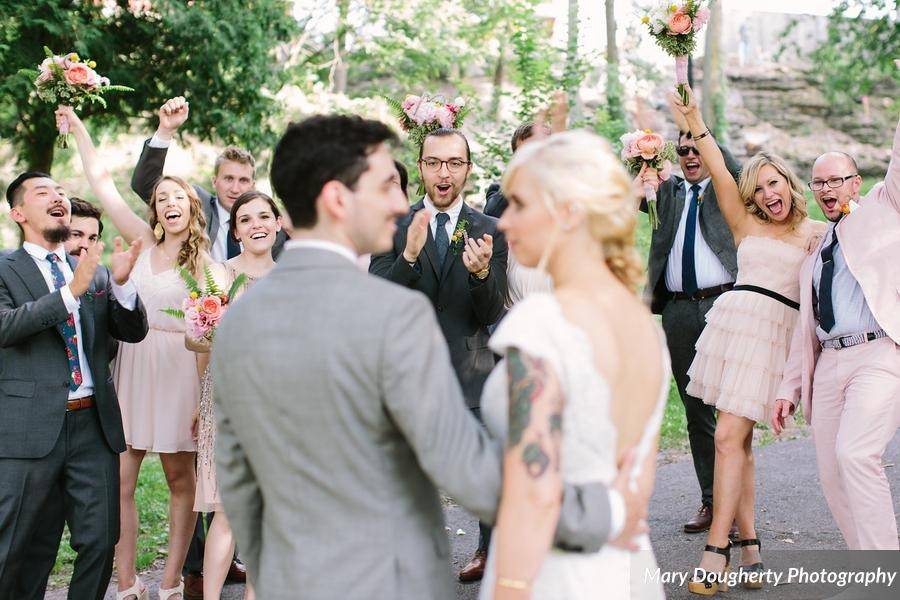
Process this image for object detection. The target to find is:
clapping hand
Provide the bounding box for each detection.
[403,209,431,263]
[462,233,493,274]
[110,236,142,285]
[70,240,103,297]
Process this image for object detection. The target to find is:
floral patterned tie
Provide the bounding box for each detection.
[46,253,83,391]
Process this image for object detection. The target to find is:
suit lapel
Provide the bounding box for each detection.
[8,248,54,303]
[207,197,220,244]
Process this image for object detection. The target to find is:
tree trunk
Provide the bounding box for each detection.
[333,0,350,93]
[489,41,505,120]
[605,0,623,122]
[702,0,726,139]
[564,0,580,106]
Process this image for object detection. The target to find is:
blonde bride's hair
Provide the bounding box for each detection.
[501,130,645,293]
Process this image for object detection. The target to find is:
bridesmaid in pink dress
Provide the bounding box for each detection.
[66,107,208,600]
[188,191,282,600]
[663,89,826,595]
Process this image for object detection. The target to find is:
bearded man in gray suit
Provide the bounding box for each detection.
[211,115,651,599]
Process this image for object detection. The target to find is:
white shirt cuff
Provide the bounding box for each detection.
[148,134,171,149]
[60,285,80,314]
[607,489,625,540]
[111,279,138,311]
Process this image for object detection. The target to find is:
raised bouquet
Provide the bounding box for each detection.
[384,94,469,146]
[641,1,710,105]
[162,266,247,343]
[18,47,133,148]
[620,129,676,229]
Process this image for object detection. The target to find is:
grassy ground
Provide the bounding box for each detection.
[50,455,170,587]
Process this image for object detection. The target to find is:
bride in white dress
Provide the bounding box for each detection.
[479,130,669,600]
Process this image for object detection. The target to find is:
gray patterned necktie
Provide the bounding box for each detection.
[435,212,450,265]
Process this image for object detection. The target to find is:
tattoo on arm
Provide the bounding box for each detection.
[506,348,563,479]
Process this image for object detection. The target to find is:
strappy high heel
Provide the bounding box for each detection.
[157,578,184,600]
[738,538,765,589]
[687,543,731,596]
[116,576,148,600]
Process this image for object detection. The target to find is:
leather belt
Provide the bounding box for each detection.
[66,396,95,412]
[821,329,888,350]
[731,285,800,310]
[671,283,734,302]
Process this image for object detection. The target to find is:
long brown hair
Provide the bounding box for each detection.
[148,176,210,275]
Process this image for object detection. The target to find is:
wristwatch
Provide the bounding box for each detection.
[474,266,490,280]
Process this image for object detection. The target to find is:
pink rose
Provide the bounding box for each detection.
[436,106,454,129]
[401,95,420,112]
[635,133,665,160]
[667,11,693,35]
[693,7,710,32]
[64,63,92,86]
[200,295,223,319]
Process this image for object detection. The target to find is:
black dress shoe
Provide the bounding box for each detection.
[226,558,247,583]
[684,504,713,533]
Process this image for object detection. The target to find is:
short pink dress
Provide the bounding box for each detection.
[687,236,808,424]
[114,249,200,452]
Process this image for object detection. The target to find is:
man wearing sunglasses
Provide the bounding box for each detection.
[774,115,900,550]
[635,99,741,536]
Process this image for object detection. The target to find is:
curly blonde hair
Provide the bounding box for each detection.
[148,176,210,276]
[502,130,645,293]
[738,152,808,230]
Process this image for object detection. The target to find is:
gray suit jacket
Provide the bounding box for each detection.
[643,145,741,314]
[0,249,148,457]
[212,247,612,600]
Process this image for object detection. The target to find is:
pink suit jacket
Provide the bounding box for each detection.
[777,118,900,422]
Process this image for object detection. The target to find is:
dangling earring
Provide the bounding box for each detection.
[153,222,164,240]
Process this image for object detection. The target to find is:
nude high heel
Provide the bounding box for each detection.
[687,544,731,596]
[116,575,149,600]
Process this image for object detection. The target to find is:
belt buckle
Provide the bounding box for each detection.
[838,336,848,349]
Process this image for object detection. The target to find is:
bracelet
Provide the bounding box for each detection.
[474,267,490,280]
[497,577,529,590]
[693,128,712,141]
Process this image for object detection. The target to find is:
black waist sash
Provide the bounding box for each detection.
[731,285,800,310]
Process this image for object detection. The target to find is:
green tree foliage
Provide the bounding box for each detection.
[811,0,899,110]
[0,0,297,172]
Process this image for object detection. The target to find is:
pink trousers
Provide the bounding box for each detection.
[811,337,900,550]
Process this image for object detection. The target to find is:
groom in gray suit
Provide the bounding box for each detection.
[212,115,650,599]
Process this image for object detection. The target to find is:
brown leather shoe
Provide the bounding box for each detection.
[183,573,203,600]
[684,504,713,533]
[458,549,487,582]
[226,558,247,583]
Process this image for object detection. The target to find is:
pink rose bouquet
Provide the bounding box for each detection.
[620,129,676,229]
[19,47,132,148]
[386,93,469,146]
[162,266,247,343]
[641,1,709,105]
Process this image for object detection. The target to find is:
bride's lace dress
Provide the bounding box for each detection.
[479,293,668,600]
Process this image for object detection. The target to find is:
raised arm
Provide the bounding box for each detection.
[883,115,900,213]
[131,97,190,203]
[673,86,748,236]
[59,107,156,248]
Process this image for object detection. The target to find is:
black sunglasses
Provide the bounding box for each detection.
[676,146,701,157]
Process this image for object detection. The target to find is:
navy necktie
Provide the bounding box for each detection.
[682,184,702,296]
[47,253,83,391]
[435,212,450,266]
[818,230,840,332]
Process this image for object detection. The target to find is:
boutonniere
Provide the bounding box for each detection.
[450,219,470,255]
[84,288,106,299]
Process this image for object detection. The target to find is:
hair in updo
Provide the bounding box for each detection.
[501,130,645,293]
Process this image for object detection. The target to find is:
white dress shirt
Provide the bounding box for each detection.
[665,178,734,292]
[423,195,464,239]
[812,223,881,341]
[23,243,137,399]
[284,239,358,264]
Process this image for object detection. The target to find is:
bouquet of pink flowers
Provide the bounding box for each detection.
[162,266,247,343]
[641,1,710,105]
[384,94,469,146]
[18,47,133,148]
[620,129,676,229]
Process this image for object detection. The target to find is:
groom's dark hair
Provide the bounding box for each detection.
[271,114,397,228]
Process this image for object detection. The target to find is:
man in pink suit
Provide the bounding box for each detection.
[773,115,900,550]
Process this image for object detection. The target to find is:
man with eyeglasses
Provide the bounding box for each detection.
[370,127,508,582]
[773,116,900,550]
[633,98,741,536]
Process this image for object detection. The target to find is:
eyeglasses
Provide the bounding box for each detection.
[419,158,471,173]
[676,146,701,157]
[807,174,857,192]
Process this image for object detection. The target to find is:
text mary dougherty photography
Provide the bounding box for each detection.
[645,566,898,589]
